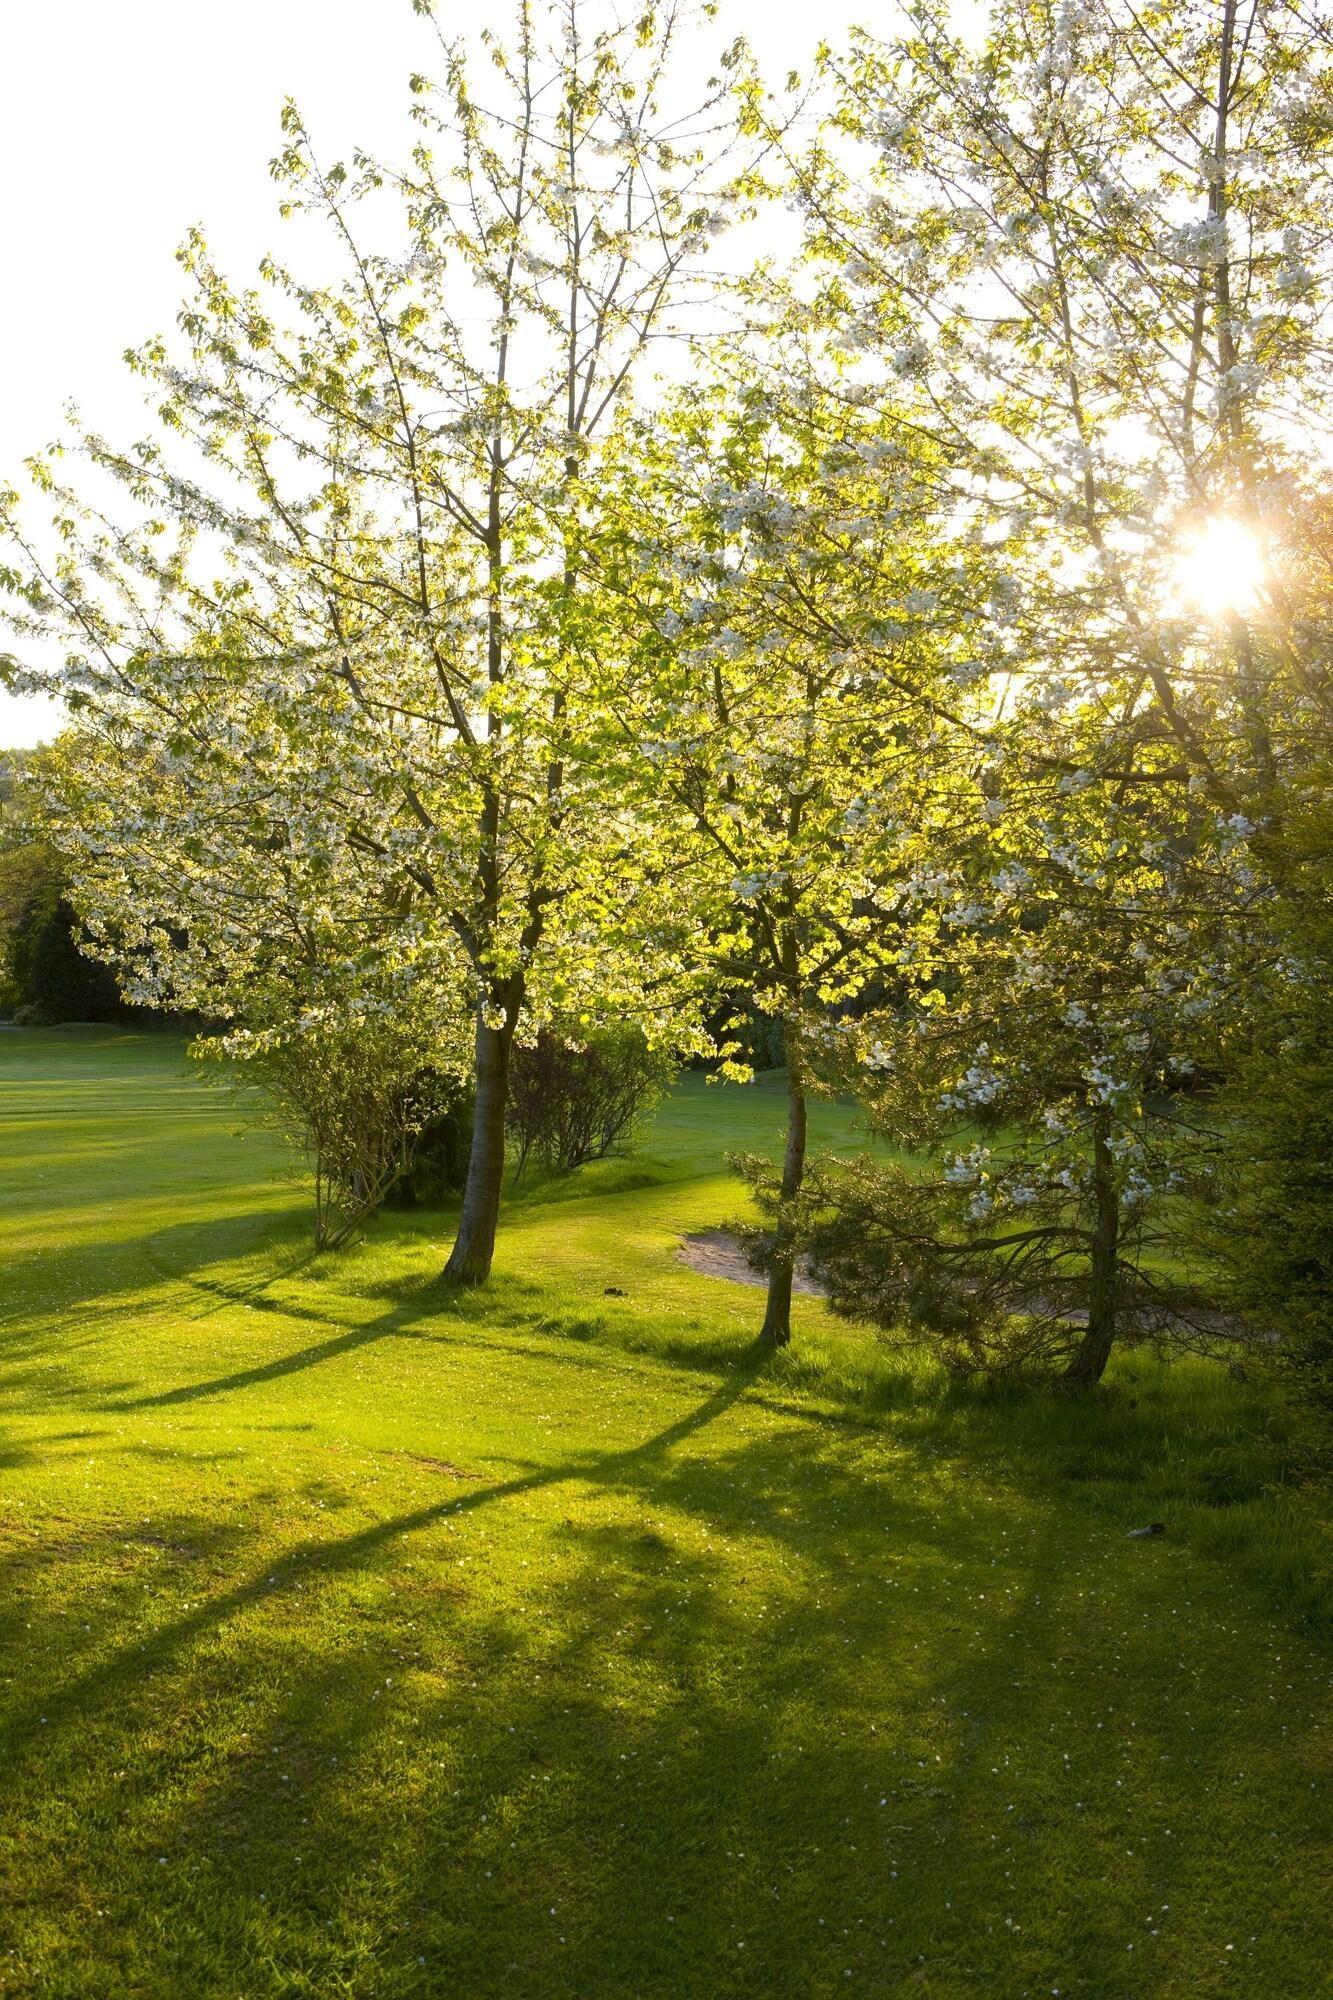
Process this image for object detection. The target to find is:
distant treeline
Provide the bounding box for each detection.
[0,751,147,1025]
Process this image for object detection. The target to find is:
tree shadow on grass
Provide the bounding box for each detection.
[0,1207,314,1343]
[8,1195,1315,1661]
[2,1372,1327,1999]
[4,1370,757,1747]
[98,1264,904,1445]
[103,1303,440,1413]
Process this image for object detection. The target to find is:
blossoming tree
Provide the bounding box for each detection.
[598,360,980,1345]
[2,0,749,1281]
[793,684,1261,1386]
[745,0,1333,1381]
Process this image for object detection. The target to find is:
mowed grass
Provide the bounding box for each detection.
[0,1032,1329,2000]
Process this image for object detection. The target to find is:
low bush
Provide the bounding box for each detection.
[508,1026,673,1178]
[386,1096,475,1209]
[217,1021,465,1250]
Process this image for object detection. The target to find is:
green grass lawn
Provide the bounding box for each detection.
[0,1030,1329,1999]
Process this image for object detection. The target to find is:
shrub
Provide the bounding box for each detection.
[508,1026,672,1178]
[219,1021,464,1250]
[386,1096,475,1209]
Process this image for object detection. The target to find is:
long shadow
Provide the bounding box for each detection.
[102,1265,886,1439]
[0,1207,312,1342]
[10,1393,1322,1999]
[105,1293,436,1412]
[144,1244,322,1320]
[94,1270,555,1414]
[7,1366,1329,1998]
[9,1367,759,1752]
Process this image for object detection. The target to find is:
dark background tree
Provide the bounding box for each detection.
[1,754,129,1024]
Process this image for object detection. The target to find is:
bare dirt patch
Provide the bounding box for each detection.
[676,1228,826,1296]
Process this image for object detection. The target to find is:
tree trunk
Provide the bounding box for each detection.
[1062,1109,1120,1389]
[759,1017,808,1349]
[442,1001,516,1287]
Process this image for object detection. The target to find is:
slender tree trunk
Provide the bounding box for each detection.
[759,1014,808,1349]
[443,999,517,1286]
[1063,1109,1120,1389]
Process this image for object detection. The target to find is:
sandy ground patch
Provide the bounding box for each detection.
[676,1227,827,1296]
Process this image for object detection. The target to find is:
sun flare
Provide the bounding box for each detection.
[1172,517,1266,617]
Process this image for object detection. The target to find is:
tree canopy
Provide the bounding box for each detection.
[3,0,1331,1388]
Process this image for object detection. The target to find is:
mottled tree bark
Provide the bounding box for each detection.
[442,1000,516,1286]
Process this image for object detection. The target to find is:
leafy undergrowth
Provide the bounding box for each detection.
[0,1032,1328,1999]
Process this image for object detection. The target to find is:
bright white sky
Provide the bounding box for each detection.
[0,0,983,751]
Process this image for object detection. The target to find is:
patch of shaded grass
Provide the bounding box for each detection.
[0,1030,1328,1999]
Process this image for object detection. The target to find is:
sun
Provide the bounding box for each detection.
[1172,517,1266,617]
